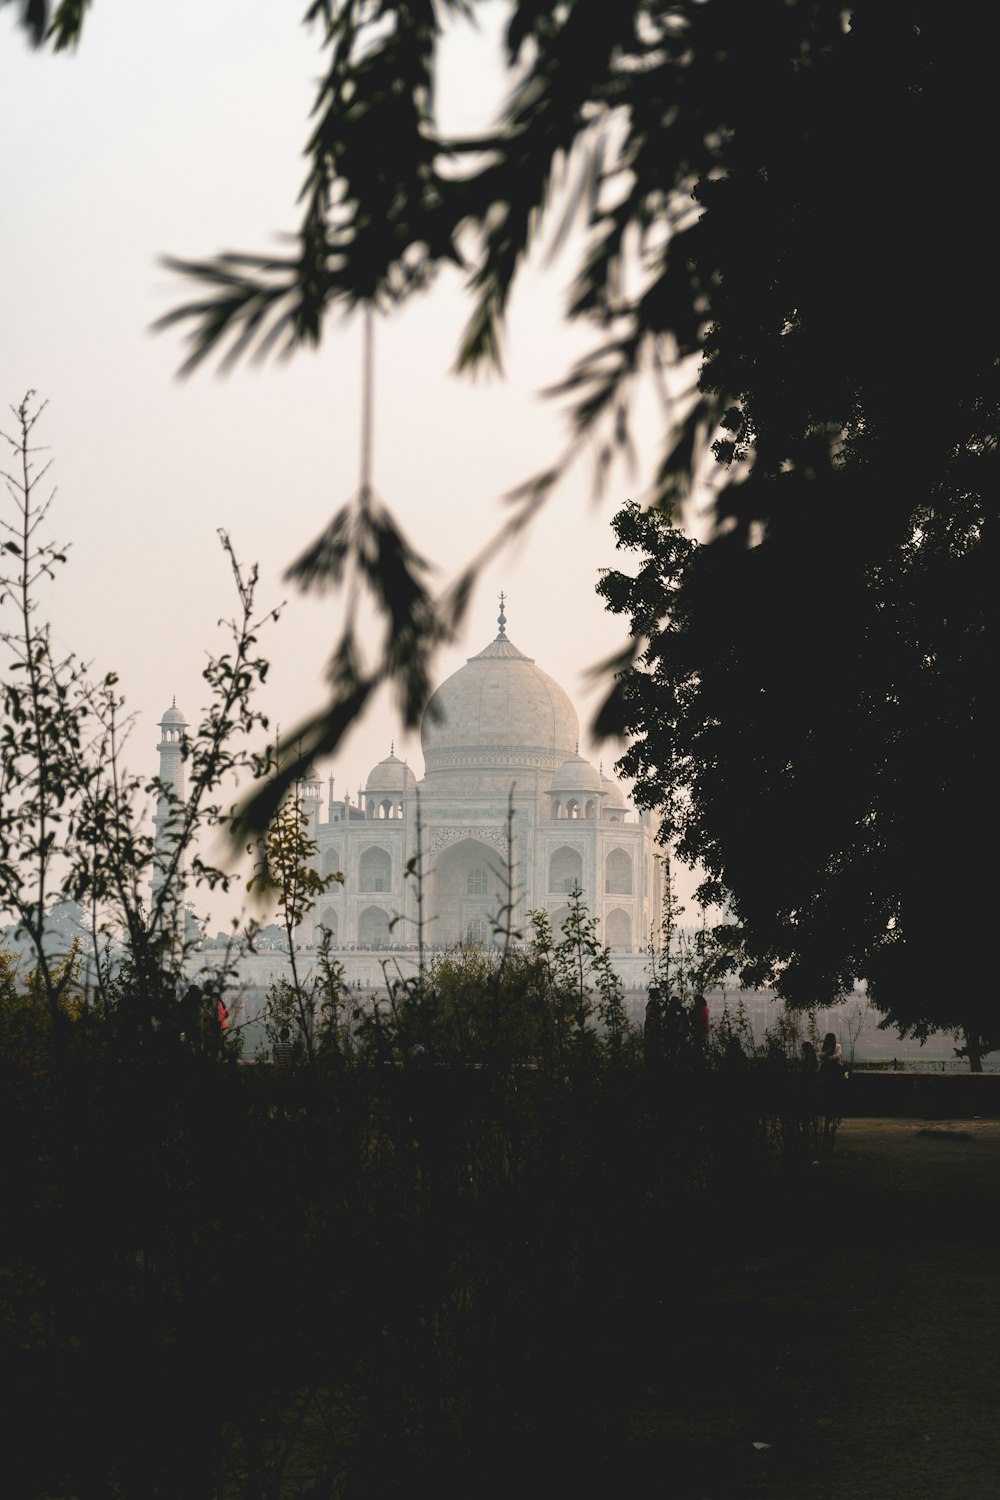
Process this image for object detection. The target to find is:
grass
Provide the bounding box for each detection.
[620,1119,1000,1500]
[7,1062,999,1499]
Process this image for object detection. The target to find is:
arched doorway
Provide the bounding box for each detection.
[431,837,507,948]
[604,908,631,949]
[358,905,391,947]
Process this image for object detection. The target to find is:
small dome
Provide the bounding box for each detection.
[366,749,417,795]
[160,699,187,726]
[550,753,603,795]
[600,771,627,808]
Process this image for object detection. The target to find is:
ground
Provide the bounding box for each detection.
[624,1119,1000,1500]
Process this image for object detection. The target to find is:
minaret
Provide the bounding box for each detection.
[300,763,323,836]
[152,698,188,902]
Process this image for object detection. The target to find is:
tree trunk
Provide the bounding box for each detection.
[961,1025,983,1073]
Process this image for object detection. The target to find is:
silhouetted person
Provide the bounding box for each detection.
[818,1032,846,1151]
[661,994,687,1062]
[204,989,228,1056]
[797,1039,821,1151]
[643,987,664,1075]
[179,984,202,1049]
[273,1025,294,1066]
[691,994,710,1050]
[819,1032,844,1073]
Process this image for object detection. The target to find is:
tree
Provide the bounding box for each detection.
[599,498,998,1067]
[1,393,101,1039]
[2,393,285,1056]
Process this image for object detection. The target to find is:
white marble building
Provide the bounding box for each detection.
[299,601,662,958]
[157,604,662,1002]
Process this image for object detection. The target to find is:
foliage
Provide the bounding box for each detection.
[248,783,341,1061]
[69,530,280,1052]
[0,940,87,1069]
[381,889,637,1073]
[646,853,737,1005]
[600,496,999,1067]
[390,943,556,1070]
[260,926,351,1067]
[0,394,100,1035]
[1,394,282,1059]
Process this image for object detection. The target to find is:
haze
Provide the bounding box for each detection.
[1,0,700,928]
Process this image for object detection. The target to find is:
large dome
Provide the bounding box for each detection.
[421,628,579,777]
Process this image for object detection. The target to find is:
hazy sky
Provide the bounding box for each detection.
[1,0,702,928]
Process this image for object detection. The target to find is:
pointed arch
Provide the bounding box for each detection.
[605,847,633,895]
[549,845,583,893]
[604,908,631,949]
[317,907,339,945]
[358,905,391,947]
[359,846,391,892]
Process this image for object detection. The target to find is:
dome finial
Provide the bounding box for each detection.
[390,739,395,757]
[497,590,507,638]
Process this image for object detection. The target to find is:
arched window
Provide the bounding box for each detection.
[321,847,342,881]
[467,867,489,895]
[317,908,339,945]
[549,846,583,894]
[605,848,633,895]
[604,908,631,949]
[359,906,391,946]
[584,800,596,820]
[359,846,392,893]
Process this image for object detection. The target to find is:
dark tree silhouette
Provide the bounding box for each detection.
[599,496,996,1066]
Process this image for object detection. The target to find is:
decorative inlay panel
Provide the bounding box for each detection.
[426,746,564,768]
[429,824,511,854]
